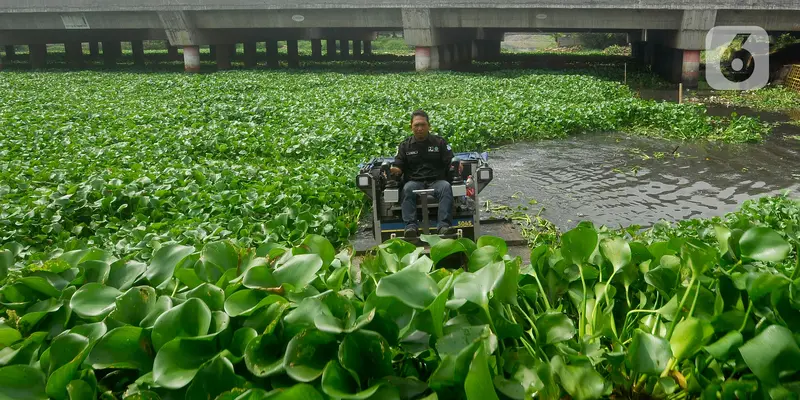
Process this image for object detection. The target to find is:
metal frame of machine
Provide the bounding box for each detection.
[356,152,494,243]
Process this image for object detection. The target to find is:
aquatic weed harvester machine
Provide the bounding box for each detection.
[354,151,527,252]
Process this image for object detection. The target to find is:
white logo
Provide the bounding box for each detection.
[427,146,439,153]
[705,26,769,90]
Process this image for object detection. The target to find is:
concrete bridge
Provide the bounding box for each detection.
[2,1,800,87]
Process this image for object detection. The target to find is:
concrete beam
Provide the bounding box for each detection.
[432,8,682,30]
[402,8,439,46]
[0,12,162,30]
[0,29,165,44]
[4,0,800,13]
[717,10,800,31]
[159,11,209,45]
[672,9,716,49]
[402,8,478,46]
[190,9,401,29]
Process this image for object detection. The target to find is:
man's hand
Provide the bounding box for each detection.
[390,166,402,176]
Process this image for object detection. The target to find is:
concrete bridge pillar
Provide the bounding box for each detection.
[311,39,322,60]
[415,46,436,71]
[681,50,701,88]
[326,39,336,59]
[132,40,145,67]
[340,39,350,59]
[89,42,99,58]
[159,11,216,71]
[229,43,237,59]
[183,45,200,72]
[631,41,647,64]
[404,8,479,71]
[363,41,372,57]
[266,39,278,67]
[102,41,121,67]
[243,42,256,67]
[5,45,15,60]
[646,10,715,88]
[65,42,83,68]
[461,42,473,65]
[167,44,179,60]
[216,43,232,70]
[473,40,501,62]
[29,44,46,69]
[353,40,362,59]
[287,40,299,68]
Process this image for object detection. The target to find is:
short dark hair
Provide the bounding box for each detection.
[411,109,429,123]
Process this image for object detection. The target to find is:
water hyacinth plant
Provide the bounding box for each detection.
[0,195,798,399]
[0,70,773,260]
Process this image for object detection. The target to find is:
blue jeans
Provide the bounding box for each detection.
[402,180,453,229]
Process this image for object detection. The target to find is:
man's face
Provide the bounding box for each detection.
[411,116,430,141]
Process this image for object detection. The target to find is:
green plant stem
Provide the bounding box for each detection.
[484,307,505,374]
[660,357,677,378]
[666,275,696,340]
[725,260,742,275]
[589,269,619,335]
[625,287,631,308]
[790,250,800,281]
[531,271,551,310]
[621,309,661,340]
[739,301,753,332]
[519,300,541,339]
[578,262,588,340]
[688,279,701,318]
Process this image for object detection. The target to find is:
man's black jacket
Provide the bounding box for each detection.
[393,134,455,183]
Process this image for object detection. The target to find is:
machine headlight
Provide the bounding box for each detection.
[357,175,370,187]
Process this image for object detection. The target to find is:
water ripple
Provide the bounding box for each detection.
[485,132,800,230]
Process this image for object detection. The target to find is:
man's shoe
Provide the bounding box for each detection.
[404,226,419,239]
[438,225,453,235]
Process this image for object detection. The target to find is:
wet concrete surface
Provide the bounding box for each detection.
[483,100,800,231]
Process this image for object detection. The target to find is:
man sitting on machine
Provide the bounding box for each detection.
[389,109,455,238]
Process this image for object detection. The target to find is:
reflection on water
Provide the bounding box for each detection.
[484,126,800,230]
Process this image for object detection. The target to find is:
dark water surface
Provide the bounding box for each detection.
[484,103,800,230]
